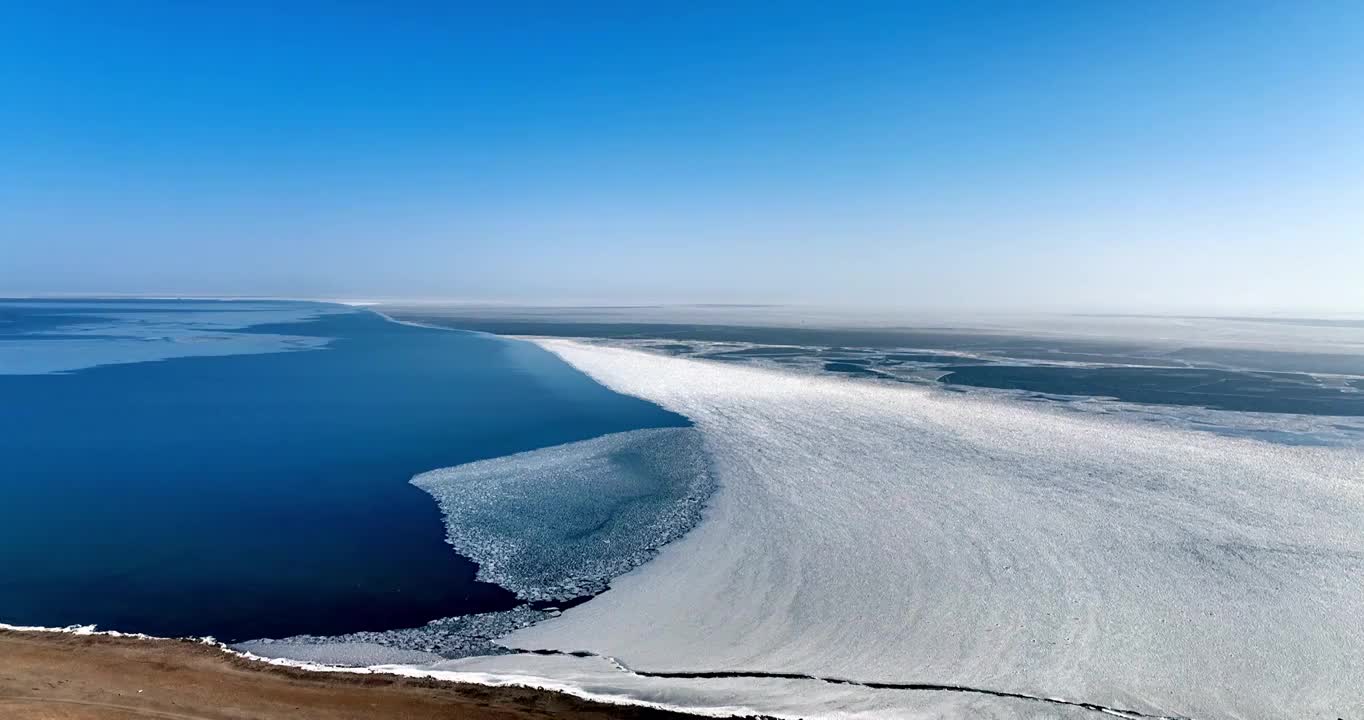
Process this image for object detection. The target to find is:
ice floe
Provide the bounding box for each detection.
[413,427,715,602]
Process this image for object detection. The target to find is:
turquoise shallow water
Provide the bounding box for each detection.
[0,300,686,641]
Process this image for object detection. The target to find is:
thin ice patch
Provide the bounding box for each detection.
[413,427,715,602]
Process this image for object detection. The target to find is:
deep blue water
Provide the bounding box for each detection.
[0,300,685,641]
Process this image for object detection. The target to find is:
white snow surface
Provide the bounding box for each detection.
[462,339,1364,720]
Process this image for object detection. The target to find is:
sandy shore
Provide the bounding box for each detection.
[0,629,707,720]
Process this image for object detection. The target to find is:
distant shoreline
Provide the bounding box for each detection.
[0,628,723,720]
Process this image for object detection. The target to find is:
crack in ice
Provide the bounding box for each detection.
[509,647,1192,720]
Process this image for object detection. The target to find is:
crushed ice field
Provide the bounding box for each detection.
[413,426,715,603]
[418,339,1363,720]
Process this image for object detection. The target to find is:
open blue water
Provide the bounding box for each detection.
[0,300,686,641]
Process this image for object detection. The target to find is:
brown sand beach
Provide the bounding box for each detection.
[0,629,711,720]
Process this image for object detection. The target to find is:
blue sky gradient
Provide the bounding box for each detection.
[3,2,1361,311]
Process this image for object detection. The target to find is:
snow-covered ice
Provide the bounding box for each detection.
[460,339,1364,720]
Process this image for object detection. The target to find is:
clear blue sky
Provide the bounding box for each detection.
[3,2,1361,312]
